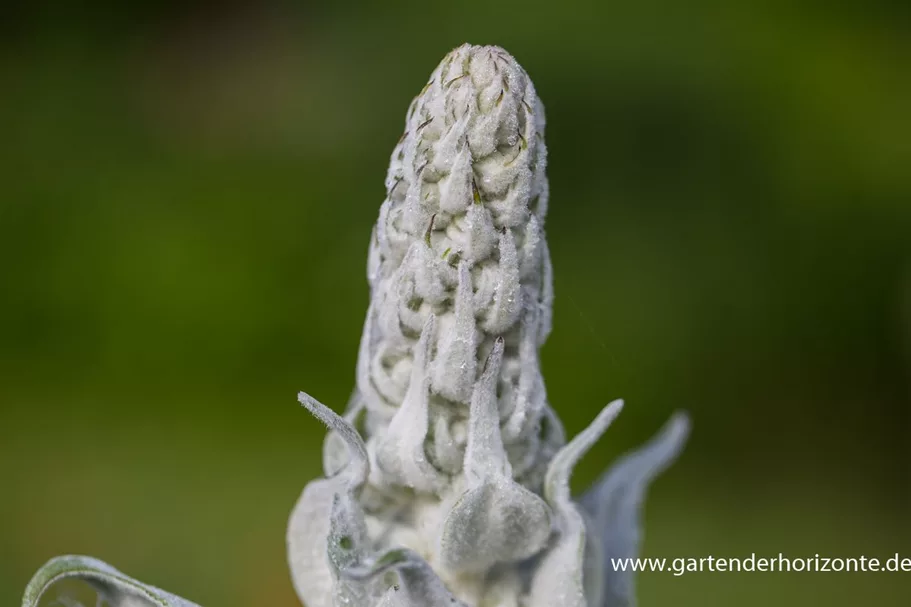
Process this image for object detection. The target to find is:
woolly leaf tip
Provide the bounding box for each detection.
[299,391,369,488]
[581,411,690,607]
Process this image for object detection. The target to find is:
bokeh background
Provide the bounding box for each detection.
[2,1,909,605]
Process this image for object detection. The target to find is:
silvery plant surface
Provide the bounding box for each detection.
[21,44,689,607]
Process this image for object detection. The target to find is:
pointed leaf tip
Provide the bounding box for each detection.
[545,399,624,506]
[581,410,691,607]
[298,391,369,487]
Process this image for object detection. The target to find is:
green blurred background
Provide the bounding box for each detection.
[1,1,909,605]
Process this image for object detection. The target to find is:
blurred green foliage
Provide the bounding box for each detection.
[1,1,909,606]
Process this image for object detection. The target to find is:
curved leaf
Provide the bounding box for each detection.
[22,555,201,607]
[581,411,690,607]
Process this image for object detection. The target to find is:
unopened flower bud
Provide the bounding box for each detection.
[288,43,689,607]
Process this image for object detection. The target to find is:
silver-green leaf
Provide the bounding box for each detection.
[22,555,201,607]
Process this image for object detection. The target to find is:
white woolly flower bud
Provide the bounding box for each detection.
[287,43,691,607]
